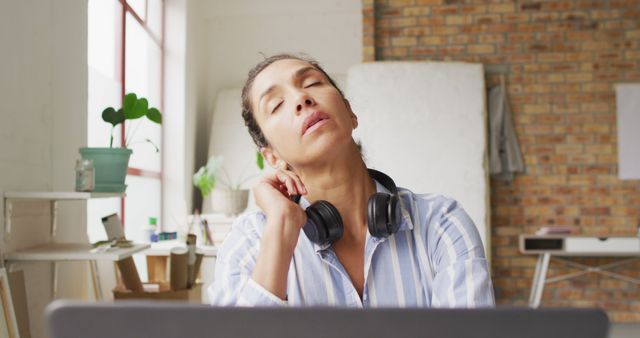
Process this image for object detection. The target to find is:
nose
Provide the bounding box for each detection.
[295,96,315,114]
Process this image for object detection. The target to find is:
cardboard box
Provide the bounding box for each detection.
[113,282,202,304]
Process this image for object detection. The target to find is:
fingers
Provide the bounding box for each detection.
[275,161,306,194]
[274,169,307,196]
[275,171,295,195]
[289,172,307,195]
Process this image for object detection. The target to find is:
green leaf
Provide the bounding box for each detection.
[102,107,125,127]
[256,151,264,170]
[126,97,148,119]
[192,167,205,185]
[196,174,215,198]
[146,107,162,124]
[123,93,137,112]
[193,166,217,198]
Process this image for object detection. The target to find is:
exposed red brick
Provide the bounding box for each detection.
[367,0,640,321]
[581,207,611,216]
[521,2,542,11]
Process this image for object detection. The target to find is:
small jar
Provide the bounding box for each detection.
[75,159,95,192]
[144,217,159,243]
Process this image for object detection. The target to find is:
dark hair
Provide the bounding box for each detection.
[241,53,345,148]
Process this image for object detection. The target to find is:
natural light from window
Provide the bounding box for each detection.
[87,0,164,282]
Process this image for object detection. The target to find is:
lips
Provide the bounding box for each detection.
[301,111,330,136]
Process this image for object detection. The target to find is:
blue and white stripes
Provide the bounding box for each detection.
[208,182,495,308]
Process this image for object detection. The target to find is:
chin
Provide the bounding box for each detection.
[305,132,352,159]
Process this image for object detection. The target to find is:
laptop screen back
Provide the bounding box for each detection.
[46,300,609,338]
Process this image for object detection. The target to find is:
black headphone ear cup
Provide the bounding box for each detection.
[303,200,344,245]
[368,193,391,238]
[302,211,322,244]
[387,194,401,234]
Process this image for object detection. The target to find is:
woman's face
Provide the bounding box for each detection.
[250,58,357,168]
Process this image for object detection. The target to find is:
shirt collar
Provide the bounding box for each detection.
[299,178,415,253]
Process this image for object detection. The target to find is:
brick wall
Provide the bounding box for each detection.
[363,0,640,322]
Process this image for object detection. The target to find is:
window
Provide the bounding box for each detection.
[87,0,164,270]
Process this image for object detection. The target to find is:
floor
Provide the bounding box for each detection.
[609,324,640,338]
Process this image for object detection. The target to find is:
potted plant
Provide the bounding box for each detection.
[193,152,264,215]
[80,93,162,192]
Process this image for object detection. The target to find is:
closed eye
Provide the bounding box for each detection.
[272,101,283,114]
[304,81,321,88]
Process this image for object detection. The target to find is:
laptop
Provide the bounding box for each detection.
[46,300,609,338]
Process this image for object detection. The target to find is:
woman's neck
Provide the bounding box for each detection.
[296,142,376,240]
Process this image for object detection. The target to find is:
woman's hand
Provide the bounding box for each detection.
[251,166,308,300]
[252,167,307,227]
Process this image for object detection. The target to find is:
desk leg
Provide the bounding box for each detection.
[528,253,550,308]
[90,260,103,301]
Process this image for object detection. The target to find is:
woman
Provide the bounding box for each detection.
[208,54,494,307]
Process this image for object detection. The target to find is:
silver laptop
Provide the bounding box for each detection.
[46,300,609,338]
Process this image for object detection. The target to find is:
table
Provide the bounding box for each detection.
[519,234,640,308]
[141,240,217,283]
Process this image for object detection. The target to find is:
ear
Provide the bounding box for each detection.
[260,147,285,169]
[344,99,358,129]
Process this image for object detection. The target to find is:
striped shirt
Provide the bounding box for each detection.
[208,180,495,308]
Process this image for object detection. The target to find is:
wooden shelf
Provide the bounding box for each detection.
[2,190,140,304]
[6,242,150,262]
[3,191,125,239]
[4,191,124,200]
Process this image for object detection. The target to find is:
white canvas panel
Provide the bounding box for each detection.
[615,83,640,180]
[346,62,490,255]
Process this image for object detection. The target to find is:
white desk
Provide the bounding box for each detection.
[519,235,640,308]
[143,240,218,257]
[140,240,218,292]
[139,214,233,303]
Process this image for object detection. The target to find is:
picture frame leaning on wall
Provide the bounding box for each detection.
[0,267,19,338]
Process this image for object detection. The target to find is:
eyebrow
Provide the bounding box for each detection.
[258,66,319,106]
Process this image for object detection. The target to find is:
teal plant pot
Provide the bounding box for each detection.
[79,147,132,192]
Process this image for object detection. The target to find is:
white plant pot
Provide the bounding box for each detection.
[210,189,249,216]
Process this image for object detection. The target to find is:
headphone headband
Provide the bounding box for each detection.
[367,169,397,195]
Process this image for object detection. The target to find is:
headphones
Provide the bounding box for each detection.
[292,169,401,246]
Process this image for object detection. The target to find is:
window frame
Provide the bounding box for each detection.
[117,0,165,225]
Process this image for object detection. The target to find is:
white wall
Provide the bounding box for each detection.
[162,0,190,228]
[190,0,363,208]
[157,0,202,225]
[0,1,88,337]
